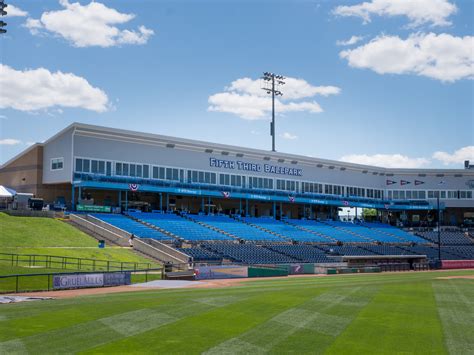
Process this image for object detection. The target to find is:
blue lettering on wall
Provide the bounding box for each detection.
[209,158,302,177]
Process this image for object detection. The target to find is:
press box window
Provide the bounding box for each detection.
[51,158,63,170]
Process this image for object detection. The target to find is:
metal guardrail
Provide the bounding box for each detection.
[0,268,164,293]
[0,252,152,272]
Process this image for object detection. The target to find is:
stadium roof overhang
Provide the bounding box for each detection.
[73,180,436,211]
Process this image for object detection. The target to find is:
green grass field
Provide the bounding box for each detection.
[0,213,159,274]
[1,270,473,354]
[0,212,161,292]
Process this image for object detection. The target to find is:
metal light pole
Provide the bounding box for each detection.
[0,0,7,34]
[437,194,441,262]
[262,72,285,152]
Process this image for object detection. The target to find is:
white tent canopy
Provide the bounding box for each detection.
[0,185,16,198]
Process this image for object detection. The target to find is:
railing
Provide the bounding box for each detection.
[0,252,152,272]
[0,268,164,294]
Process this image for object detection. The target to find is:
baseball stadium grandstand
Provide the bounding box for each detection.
[0,122,473,270]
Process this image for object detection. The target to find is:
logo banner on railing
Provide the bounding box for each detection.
[53,272,131,290]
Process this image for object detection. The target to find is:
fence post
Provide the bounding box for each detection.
[145,270,148,283]
[16,275,19,293]
[11,254,14,267]
[107,261,110,272]
[16,254,19,266]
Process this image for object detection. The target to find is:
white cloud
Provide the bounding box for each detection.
[340,33,474,82]
[281,132,298,140]
[433,146,474,165]
[0,64,109,112]
[24,0,154,47]
[0,138,21,145]
[339,153,430,168]
[208,77,340,120]
[336,36,364,46]
[5,4,28,17]
[333,0,457,28]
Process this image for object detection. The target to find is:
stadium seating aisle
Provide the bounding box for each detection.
[288,219,369,242]
[178,247,223,262]
[129,212,233,242]
[190,215,285,242]
[362,222,425,243]
[203,243,299,264]
[242,217,333,242]
[90,213,173,241]
[264,244,334,263]
[416,231,474,245]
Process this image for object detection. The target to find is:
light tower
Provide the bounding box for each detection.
[261,72,285,152]
[0,0,7,34]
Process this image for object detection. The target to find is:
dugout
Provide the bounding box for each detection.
[342,255,429,271]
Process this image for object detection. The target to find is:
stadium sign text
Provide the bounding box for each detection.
[209,158,302,177]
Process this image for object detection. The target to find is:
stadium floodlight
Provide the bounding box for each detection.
[261,72,285,152]
[0,0,6,34]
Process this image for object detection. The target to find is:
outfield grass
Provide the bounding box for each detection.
[0,270,472,354]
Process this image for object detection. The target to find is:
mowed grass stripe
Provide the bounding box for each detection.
[0,295,249,354]
[433,279,474,354]
[83,287,322,354]
[325,281,446,354]
[203,286,377,354]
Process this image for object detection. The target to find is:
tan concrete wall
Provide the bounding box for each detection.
[0,145,43,195]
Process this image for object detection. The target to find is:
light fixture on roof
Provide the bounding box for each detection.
[261,71,285,152]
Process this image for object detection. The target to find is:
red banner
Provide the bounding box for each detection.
[441,260,474,269]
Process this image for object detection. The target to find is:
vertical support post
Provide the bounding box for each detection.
[437,195,441,262]
[271,76,275,152]
[166,193,169,211]
[125,190,128,211]
[273,201,276,218]
[71,184,75,211]
[245,198,249,217]
[280,202,283,219]
[208,196,211,214]
[118,190,122,211]
[239,198,242,215]
[159,193,163,211]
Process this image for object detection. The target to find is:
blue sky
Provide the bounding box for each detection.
[0,0,473,168]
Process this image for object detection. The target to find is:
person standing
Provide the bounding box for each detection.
[128,233,135,247]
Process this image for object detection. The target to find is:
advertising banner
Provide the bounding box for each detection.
[441,260,474,269]
[104,272,131,286]
[76,205,112,213]
[53,272,131,289]
[194,265,248,280]
[53,273,104,290]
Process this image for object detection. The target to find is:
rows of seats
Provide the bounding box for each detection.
[178,247,222,262]
[202,243,299,264]
[323,221,401,243]
[443,245,474,260]
[89,213,173,241]
[190,215,284,242]
[397,245,462,260]
[416,231,474,245]
[362,244,413,256]
[288,219,369,242]
[316,244,377,256]
[129,212,233,242]
[362,222,425,243]
[265,244,334,263]
[242,217,333,243]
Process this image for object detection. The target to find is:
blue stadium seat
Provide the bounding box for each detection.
[129,212,233,242]
[90,213,173,241]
